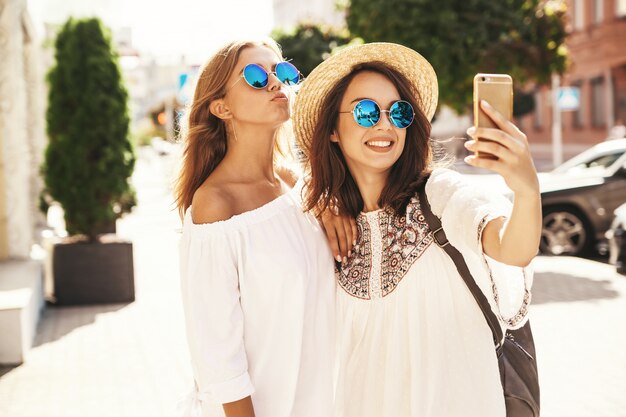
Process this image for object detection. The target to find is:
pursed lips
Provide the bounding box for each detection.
[271,92,288,101]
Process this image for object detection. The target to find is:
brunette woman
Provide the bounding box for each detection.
[294,43,539,417]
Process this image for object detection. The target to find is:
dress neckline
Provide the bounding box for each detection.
[184,180,302,233]
[359,206,391,221]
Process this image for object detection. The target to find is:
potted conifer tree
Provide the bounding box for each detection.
[40,17,137,305]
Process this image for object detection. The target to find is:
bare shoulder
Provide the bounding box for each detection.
[276,164,299,188]
[190,183,235,224]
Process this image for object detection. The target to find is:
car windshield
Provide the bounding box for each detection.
[553,149,626,174]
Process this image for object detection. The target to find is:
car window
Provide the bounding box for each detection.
[555,151,625,174]
[570,153,622,170]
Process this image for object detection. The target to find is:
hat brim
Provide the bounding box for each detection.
[293,42,438,161]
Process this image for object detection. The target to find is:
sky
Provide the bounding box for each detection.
[26,0,275,64]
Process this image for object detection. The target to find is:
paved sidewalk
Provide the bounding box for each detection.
[530,256,626,417]
[1,147,625,417]
[0,147,193,417]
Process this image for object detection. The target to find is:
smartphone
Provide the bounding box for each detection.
[473,73,513,159]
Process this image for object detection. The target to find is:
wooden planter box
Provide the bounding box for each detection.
[52,237,134,305]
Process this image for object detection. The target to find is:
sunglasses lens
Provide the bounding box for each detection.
[354,99,380,128]
[390,101,414,128]
[243,64,268,88]
[276,62,300,85]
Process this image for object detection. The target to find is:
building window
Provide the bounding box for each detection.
[574,0,585,29]
[618,0,626,17]
[533,90,543,129]
[595,0,604,23]
[572,81,584,128]
[591,77,606,128]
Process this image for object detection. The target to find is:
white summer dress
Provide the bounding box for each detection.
[178,181,335,417]
[334,168,533,417]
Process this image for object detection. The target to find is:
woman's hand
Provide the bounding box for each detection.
[463,99,541,267]
[319,207,357,263]
[464,100,539,198]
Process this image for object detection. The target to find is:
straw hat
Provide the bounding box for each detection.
[292,42,438,158]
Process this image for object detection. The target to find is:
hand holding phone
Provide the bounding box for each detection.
[464,73,539,199]
[465,74,541,275]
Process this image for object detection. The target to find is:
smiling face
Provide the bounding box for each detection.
[303,62,432,218]
[221,45,291,128]
[331,71,407,178]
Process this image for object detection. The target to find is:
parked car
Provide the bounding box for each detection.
[539,139,626,256]
[606,202,626,274]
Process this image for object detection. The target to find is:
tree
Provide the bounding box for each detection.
[272,23,359,77]
[346,0,569,114]
[40,18,136,241]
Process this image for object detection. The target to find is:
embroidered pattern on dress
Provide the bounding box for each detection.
[336,196,433,299]
[336,214,373,300]
[368,213,384,299]
[379,197,433,296]
[477,216,531,328]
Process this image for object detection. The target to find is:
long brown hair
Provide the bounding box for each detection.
[304,62,434,218]
[174,38,288,220]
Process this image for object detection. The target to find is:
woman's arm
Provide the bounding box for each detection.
[181,192,256,414]
[277,164,356,262]
[319,208,358,263]
[283,164,357,262]
[464,100,541,267]
[276,164,299,188]
[223,397,256,417]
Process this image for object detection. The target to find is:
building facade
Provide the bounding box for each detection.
[0,0,47,260]
[523,0,626,160]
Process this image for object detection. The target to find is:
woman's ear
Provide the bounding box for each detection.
[209,99,232,120]
[330,130,339,143]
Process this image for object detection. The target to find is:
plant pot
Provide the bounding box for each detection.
[52,236,135,305]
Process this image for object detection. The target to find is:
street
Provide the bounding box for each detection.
[1,147,625,417]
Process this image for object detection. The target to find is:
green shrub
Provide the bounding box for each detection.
[40,17,136,241]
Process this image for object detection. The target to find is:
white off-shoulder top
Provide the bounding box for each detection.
[178,181,335,417]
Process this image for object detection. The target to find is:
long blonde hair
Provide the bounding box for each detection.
[174,38,291,220]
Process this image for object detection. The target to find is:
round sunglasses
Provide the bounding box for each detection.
[339,99,415,129]
[233,62,301,90]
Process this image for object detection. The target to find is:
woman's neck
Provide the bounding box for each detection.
[350,169,388,213]
[220,121,278,183]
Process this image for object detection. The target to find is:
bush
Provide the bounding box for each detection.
[40,17,136,241]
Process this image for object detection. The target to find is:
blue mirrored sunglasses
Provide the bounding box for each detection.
[339,99,415,129]
[238,62,301,89]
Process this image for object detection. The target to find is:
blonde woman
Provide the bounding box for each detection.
[175,39,342,417]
